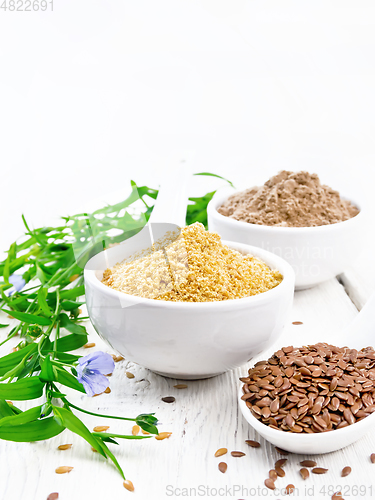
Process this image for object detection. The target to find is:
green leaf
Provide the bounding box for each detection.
[46,334,88,352]
[49,390,66,399]
[0,344,37,376]
[17,353,39,379]
[186,190,217,228]
[53,406,106,457]
[3,243,16,282]
[37,287,51,315]
[59,285,85,300]
[1,309,51,326]
[60,300,85,312]
[0,377,45,401]
[136,413,158,424]
[98,439,125,479]
[40,355,55,383]
[98,436,118,445]
[58,313,86,335]
[135,413,159,435]
[0,405,42,426]
[0,416,65,442]
[0,399,15,418]
[36,263,47,285]
[193,171,235,188]
[55,368,85,393]
[52,352,80,364]
[0,324,9,329]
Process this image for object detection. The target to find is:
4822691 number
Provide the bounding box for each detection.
[1,0,53,11]
[320,484,373,496]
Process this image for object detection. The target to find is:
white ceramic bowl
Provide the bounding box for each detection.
[208,190,366,290]
[84,240,295,380]
[239,386,375,454]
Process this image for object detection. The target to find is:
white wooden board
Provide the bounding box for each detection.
[1,265,375,500]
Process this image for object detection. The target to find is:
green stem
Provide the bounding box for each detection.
[63,400,137,422]
[52,322,60,360]
[93,432,152,440]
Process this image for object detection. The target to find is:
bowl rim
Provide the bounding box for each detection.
[238,384,375,443]
[84,239,295,309]
[208,188,365,234]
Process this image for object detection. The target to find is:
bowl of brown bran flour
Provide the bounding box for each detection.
[208,171,366,289]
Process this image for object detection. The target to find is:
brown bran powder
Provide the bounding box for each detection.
[218,170,359,227]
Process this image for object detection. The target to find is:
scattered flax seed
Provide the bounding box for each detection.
[300,468,309,480]
[102,222,283,302]
[371,453,375,464]
[83,343,96,348]
[162,397,176,404]
[55,466,73,474]
[218,462,227,474]
[214,448,228,458]
[275,459,287,468]
[269,469,278,480]
[114,355,124,362]
[245,440,261,448]
[312,467,328,474]
[341,466,351,477]
[141,429,150,435]
[292,321,303,325]
[231,451,245,458]
[264,478,276,490]
[91,447,98,453]
[275,466,285,477]
[126,372,135,379]
[104,387,111,394]
[123,480,134,492]
[69,274,79,282]
[155,432,172,440]
[332,493,343,500]
[47,494,59,500]
[57,444,72,451]
[300,460,317,468]
[285,484,295,495]
[6,401,13,405]
[132,425,140,436]
[174,384,188,389]
[93,426,110,432]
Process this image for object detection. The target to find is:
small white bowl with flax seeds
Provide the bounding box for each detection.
[84,224,294,379]
[239,343,375,454]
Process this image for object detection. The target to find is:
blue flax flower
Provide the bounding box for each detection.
[7,274,26,296]
[77,351,115,397]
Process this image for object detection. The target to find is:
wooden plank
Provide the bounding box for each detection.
[339,230,375,310]
[2,277,375,499]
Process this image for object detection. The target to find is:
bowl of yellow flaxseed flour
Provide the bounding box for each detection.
[84,223,295,379]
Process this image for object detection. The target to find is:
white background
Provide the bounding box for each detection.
[1,0,375,249]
